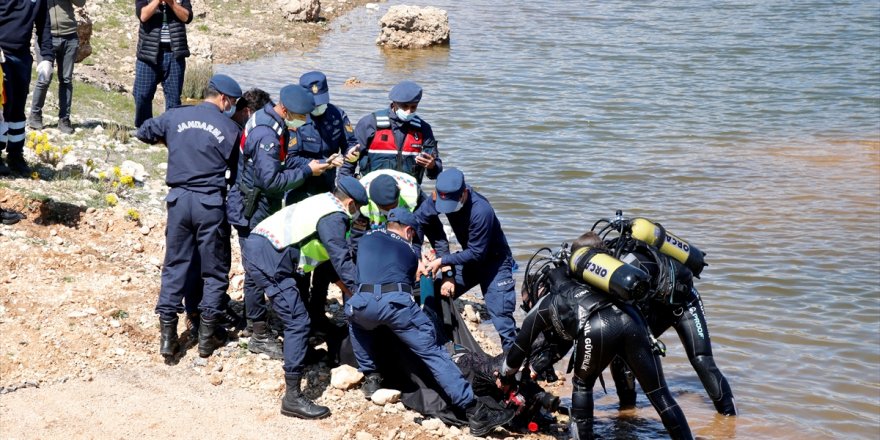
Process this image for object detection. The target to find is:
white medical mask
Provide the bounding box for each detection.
[311,104,328,116]
[285,118,306,129]
[395,108,416,122]
[448,198,466,213]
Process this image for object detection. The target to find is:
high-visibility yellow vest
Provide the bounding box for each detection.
[251,192,348,272]
[359,169,419,227]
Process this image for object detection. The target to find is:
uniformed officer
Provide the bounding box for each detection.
[242,176,366,419]
[1,0,55,175]
[136,74,243,359]
[420,168,518,350]
[299,71,359,192]
[227,85,333,359]
[343,81,442,184]
[346,207,515,437]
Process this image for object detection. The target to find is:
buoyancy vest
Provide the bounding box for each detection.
[359,169,420,227]
[251,192,348,272]
[364,109,424,178]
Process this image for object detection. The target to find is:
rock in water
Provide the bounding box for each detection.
[277,0,321,22]
[370,388,401,405]
[376,5,449,49]
[330,364,364,390]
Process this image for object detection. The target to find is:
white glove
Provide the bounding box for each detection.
[37,60,53,83]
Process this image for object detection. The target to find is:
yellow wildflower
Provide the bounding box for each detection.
[31,172,39,180]
[105,194,118,206]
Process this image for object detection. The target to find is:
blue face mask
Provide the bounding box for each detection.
[223,97,236,118]
[395,108,416,122]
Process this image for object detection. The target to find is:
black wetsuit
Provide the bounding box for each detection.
[501,267,693,440]
[612,250,737,416]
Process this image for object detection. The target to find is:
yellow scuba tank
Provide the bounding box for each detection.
[569,247,650,301]
[629,218,707,278]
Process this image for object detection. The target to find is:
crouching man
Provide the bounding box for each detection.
[242,176,367,419]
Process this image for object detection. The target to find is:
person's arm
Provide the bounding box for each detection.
[422,124,442,180]
[317,213,358,294]
[414,198,449,257]
[251,130,312,196]
[137,0,160,22]
[165,0,192,24]
[501,293,554,376]
[72,0,87,7]
[440,206,492,266]
[35,0,54,62]
[341,115,375,178]
[135,113,167,144]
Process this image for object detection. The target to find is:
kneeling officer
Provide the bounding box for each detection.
[242,176,367,419]
[346,208,516,437]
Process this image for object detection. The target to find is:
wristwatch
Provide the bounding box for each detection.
[442,268,454,279]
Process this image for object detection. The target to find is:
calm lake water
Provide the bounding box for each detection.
[220,1,880,438]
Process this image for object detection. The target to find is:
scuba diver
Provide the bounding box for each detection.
[500,232,694,440]
[591,213,737,416]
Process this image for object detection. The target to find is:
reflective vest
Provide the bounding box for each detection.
[359,170,420,227]
[363,109,424,179]
[251,192,348,272]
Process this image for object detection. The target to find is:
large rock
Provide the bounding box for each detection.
[330,364,363,390]
[277,0,321,22]
[370,388,401,405]
[121,160,148,183]
[376,5,449,49]
[75,7,92,63]
[188,35,213,63]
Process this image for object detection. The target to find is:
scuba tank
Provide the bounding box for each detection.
[568,247,650,302]
[629,218,707,278]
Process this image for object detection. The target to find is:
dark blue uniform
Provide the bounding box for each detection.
[137,102,241,319]
[343,108,442,183]
[242,211,357,378]
[227,104,313,322]
[345,229,475,409]
[415,186,517,349]
[1,0,54,172]
[296,104,358,195]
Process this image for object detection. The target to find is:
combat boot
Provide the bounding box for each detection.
[198,315,228,358]
[465,400,516,437]
[0,157,10,176]
[184,312,200,346]
[361,372,382,400]
[248,320,283,359]
[280,374,330,419]
[158,316,180,357]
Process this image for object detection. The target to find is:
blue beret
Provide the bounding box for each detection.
[434,168,466,214]
[368,175,400,207]
[337,176,368,206]
[209,74,242,99]
[387,207,418,228]
[388,81,423,103]
[279,85,315,115]
[299,71,330,106]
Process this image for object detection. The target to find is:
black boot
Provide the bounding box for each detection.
[198,315,228,358]
[361,372,382,400]
[6,155,30,176]
[1,209,23,225]
[58,118,74,135]
[184,312,200,346]
[280,374,330,419]
[159,316,180,357]
[465,400,516,437]
[248,320,283,359]
[0,157,10,176]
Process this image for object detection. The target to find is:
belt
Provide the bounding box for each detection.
[357,283,412,294]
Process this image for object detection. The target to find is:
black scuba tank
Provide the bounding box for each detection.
[568,247,651,302]
[629,218,707,278]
